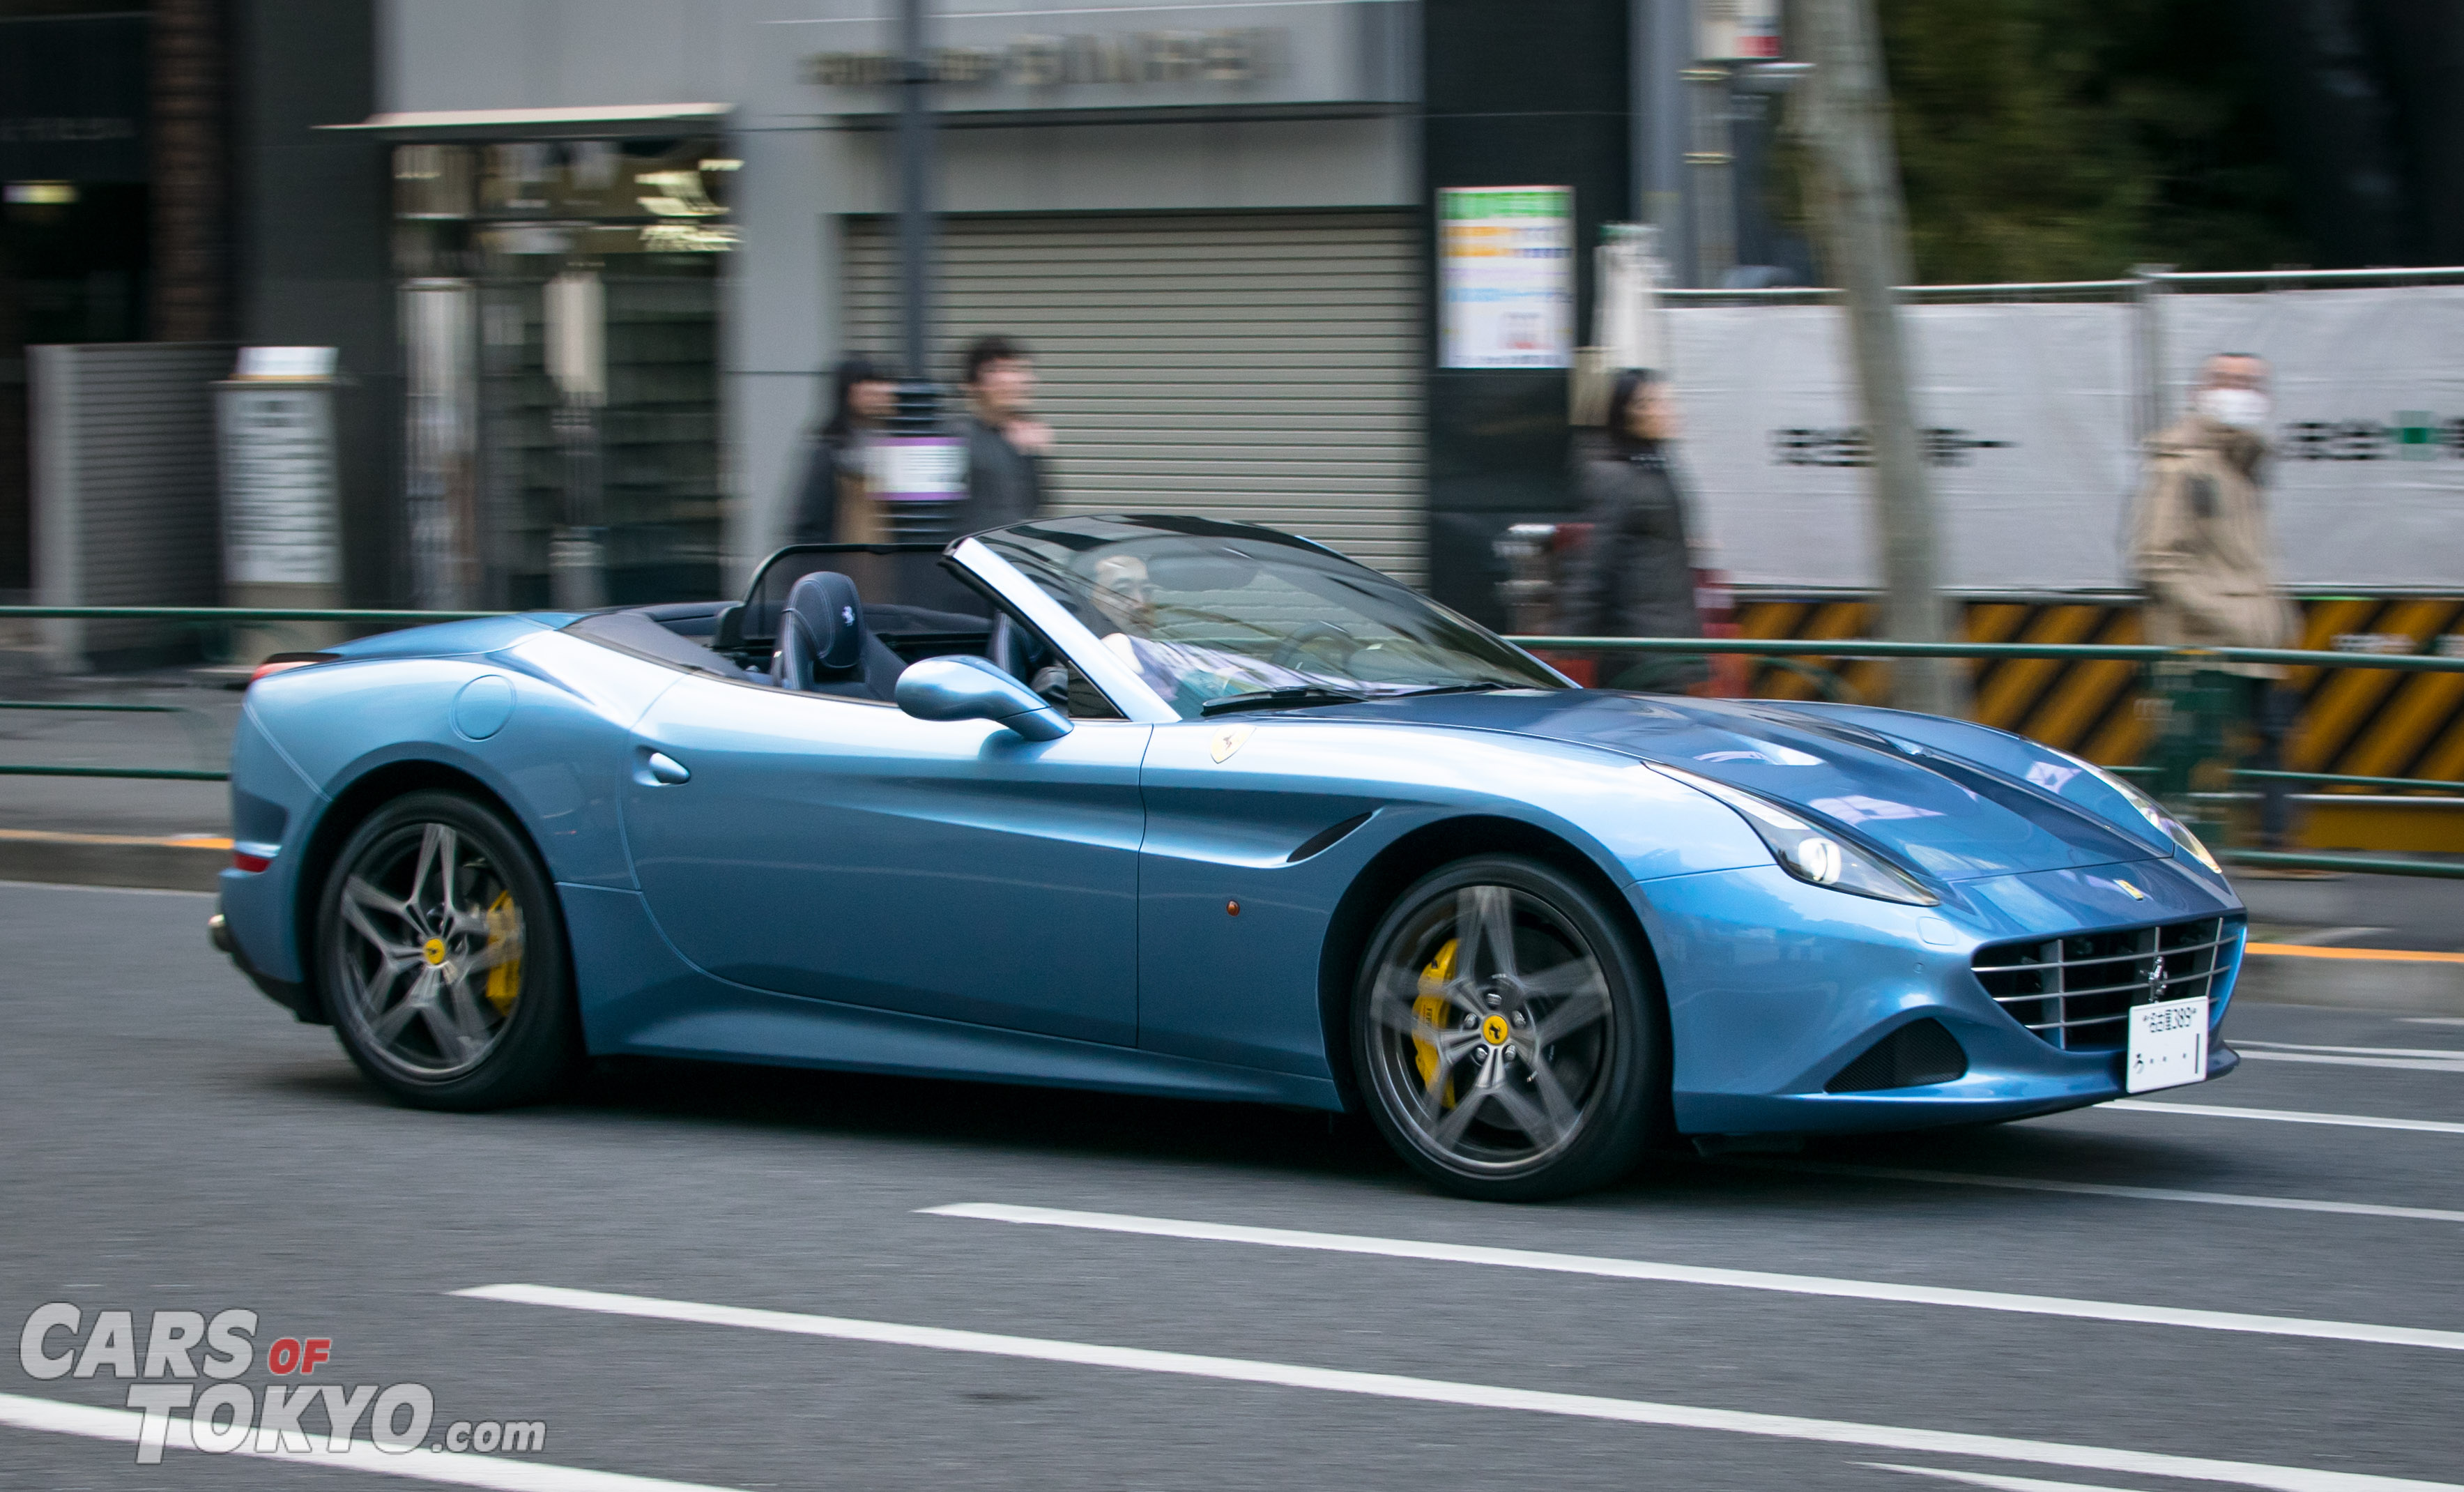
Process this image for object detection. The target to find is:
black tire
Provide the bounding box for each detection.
[1350,855,1665,1201]
[316,790,576,1111]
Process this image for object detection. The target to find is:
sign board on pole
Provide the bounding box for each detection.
[1697,0,1782,61]
[217,374,342,587]
[1439,186,1575,370]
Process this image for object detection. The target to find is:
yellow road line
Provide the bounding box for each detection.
[2244,941,2464,965]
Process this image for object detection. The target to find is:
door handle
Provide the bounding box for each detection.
[637,750,691,786]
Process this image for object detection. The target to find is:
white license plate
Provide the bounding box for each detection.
[2126,994,2210,1093]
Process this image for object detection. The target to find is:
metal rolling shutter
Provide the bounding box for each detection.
[843,211,1425,585]
[29,342,231,664]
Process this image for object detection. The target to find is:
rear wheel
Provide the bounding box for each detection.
[1351,855,1664,1201]
[317,791,576,1110]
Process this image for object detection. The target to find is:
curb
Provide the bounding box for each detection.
[0,830,229,894]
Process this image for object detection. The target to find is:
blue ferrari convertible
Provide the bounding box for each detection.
[212,515,2242,1199]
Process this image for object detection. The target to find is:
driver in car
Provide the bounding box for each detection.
[1087,553,1324,713]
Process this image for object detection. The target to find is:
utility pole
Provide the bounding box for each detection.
[883,0,965,536]
[895,0,933,393]
[1792,0,1964,717]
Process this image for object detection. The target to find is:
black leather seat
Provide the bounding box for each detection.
[772,572,906,700]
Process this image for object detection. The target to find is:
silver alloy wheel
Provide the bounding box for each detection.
[331,821,526,1081]
[1362,883,1616,1175]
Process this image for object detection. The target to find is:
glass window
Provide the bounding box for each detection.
[977,516,1566,719]
[394,137,735,609]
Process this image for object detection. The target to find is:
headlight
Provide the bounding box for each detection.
[2052,751,2225,874]
[1651,764,1938,906]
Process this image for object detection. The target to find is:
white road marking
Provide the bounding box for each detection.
[2402,1018,2464,1027]
[0,881,214,899]
[918,1203,2464,1353]
[1867,1462,2148,1492]
[1721,1158,2464,1226]
[459,1284,2463,1492]
[2106,1099,2464,1134]
[2236,1040,2464,1059]
[0,1390,737,1491]
[2235,1051,2464,1074]
[2260,927,2392,947]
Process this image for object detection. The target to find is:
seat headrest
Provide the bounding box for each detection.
[783,571,865,673]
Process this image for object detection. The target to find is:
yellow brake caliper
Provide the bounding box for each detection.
[1413,938,1459,1109]
[482,890,523,1016]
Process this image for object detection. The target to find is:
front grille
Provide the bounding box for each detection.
[1973,915,2241,1051]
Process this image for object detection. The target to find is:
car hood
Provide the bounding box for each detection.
[1303,690,2170,882]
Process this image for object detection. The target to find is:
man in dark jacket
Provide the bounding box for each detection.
[1561,369,1708,692]
[948,335,1051,535]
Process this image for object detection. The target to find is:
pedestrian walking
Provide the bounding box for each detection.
[2130,351,2305,860]
[1561,369,1710,693]
[948,335,1052,535]
[788,356,896,545]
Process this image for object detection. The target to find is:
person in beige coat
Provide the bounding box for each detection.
[2131,352,2302,854]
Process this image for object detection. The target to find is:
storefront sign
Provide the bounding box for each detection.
[809,29,1280,89]
[1439,186,1575,370]
[797,1,1414,118]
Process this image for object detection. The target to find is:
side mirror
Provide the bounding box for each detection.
[895,655,1073,742]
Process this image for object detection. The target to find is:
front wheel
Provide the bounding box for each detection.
[317,791,577,1111]
[1351,856,1665,1201]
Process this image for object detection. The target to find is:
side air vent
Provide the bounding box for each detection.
[1826,1018,1969,1093]
[1287,812,1373,865]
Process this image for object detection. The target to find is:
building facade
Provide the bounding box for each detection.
[329,0,1669,616]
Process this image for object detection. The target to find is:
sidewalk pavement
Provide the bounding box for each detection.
[0,669,240,892]
[1,669,2455,1012]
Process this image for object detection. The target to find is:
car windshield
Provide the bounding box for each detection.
[974,516,1566,719]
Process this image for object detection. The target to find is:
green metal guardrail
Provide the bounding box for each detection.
[7,608,2461,876]
[0,607,507,623]
[0,701,181,713]
[2223,850,2464,880]
[0,764,227,781]
[1503,633,2464,674]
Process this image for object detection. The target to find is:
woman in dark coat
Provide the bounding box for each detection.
[1561,368,1709,692]
[788,356,895,545]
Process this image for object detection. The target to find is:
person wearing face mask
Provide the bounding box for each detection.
[2131,352,2304,860]
[1561,369,1710,694]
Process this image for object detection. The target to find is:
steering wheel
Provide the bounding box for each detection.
[1270,621,1363,671]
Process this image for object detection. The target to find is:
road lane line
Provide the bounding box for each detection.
[2235,1051,2464,1074]
[1717,1158,2464,1225]
[2235,1040,2464,1058]
[458,1283,2462,1492]
[0,1390,738,1491]
[920,1203,2464,1353]
[2256,927,2390,948]
[2106,1100,2464,1134]
[1867,1462,2146,1492]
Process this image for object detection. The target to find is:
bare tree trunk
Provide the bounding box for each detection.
[1792,0,1965,717]
[152,0,228,343]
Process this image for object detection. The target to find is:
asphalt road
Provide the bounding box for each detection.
[3,881,2459,1492]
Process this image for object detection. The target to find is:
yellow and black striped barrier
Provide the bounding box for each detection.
[1520,594,2464,857]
